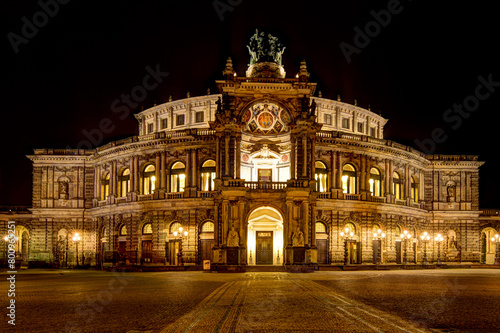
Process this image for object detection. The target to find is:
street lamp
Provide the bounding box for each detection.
[372,229,386,264]
[173,226,188,266]
[340,227,355,265]
[72,232,81,268]
[435,233,444,265]
[420,232,431,265]
[490,234,499,265]
[400,230,412,265]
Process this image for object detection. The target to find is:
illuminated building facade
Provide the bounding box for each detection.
[2,33,499,269]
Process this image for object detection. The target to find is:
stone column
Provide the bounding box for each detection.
[134,156,140,193]
[290,136,296,179]
[225,135,230,177]
[215,136,221,179]
[155,154,161,190]
[235,136,241,179]
[160,152,166,190]
[302,136,307,178]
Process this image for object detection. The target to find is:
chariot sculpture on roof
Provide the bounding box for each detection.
[247,29,286,66]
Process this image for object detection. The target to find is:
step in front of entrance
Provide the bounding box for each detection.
[246,265,287,272]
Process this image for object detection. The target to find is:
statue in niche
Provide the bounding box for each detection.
[447,182,456,202]
[308,100,317,117]
[59,181,69,199]
[292,227,305,247]
[227,227,239,247]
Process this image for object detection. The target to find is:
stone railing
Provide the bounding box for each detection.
[166,192,183,199]
[198,191,216,198]
[481,209,500,216]
[138,194,153,201]
[344,193,361,201]
[244,181,287,190]
[371,196,386,203]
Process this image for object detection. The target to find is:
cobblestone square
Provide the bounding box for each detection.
[2,268,499,332]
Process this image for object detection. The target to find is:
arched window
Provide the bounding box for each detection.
[170,162,186,193]
[201,221,214,232]
[369,167,382,197]
[411,176,419,202]
[315,161,328,192]
[315,222,326,233]
[393,172,403,200]
[101,173,110,200]
[142,223,152,235]
[170,222,181,234]
[142,164,156,195]
[119,225,128,236]
[200,160,216,191]
[119,169,130,197]
[342,222,356,236]
[342,164,357,194]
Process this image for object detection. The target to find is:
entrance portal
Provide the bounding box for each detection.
[247,207,283,265]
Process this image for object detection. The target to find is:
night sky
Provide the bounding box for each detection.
[2,0,499,207]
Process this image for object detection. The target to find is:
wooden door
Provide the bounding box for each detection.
[316,239,328,264]
[256,231,273,265]
[118,241,126,260]
[142,241,152,263]
[200,239,214,263]
[168,241,180,265]
[396,241,402,264]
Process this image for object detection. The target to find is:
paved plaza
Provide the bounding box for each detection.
[1,268,499,332]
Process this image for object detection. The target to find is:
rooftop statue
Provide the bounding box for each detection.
[247,29,286,66]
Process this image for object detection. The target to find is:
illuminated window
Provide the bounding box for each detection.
[200,160,216,191]
[101,173,110,200]
[170,222,181,234]
[411,176,419,202]
[324,114,332,125]
[201,221,214,232]
[119,168,130,197]
[393,172,403,200]
[142,223,152,235]
[342,118,350,129]
[142,164,156,195]
[170,162,186,193]
[316,222,326,233]
[369,167,382,197]
[119,225,128,236]
[342,164,357,194]
[315,161,328,192]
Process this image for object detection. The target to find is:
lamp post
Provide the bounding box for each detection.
[400,230,412,265]
[372,229,386,264]
[340,227,355,265]
[420,232,431,265]
[490,234,499,265]
[72,232,81,268]
[435,233,444,265]
[173,226,188,266]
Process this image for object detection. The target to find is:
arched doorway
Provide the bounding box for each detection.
[481,228,498,264]
[247,207,284,265]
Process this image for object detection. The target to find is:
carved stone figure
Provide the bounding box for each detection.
[59,181,68,199]
[227,227,239,247]
[293,227,304,247]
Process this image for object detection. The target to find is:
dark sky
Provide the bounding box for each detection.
[2,0,499,207]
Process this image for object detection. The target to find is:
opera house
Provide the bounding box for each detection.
[2,32,499,271]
